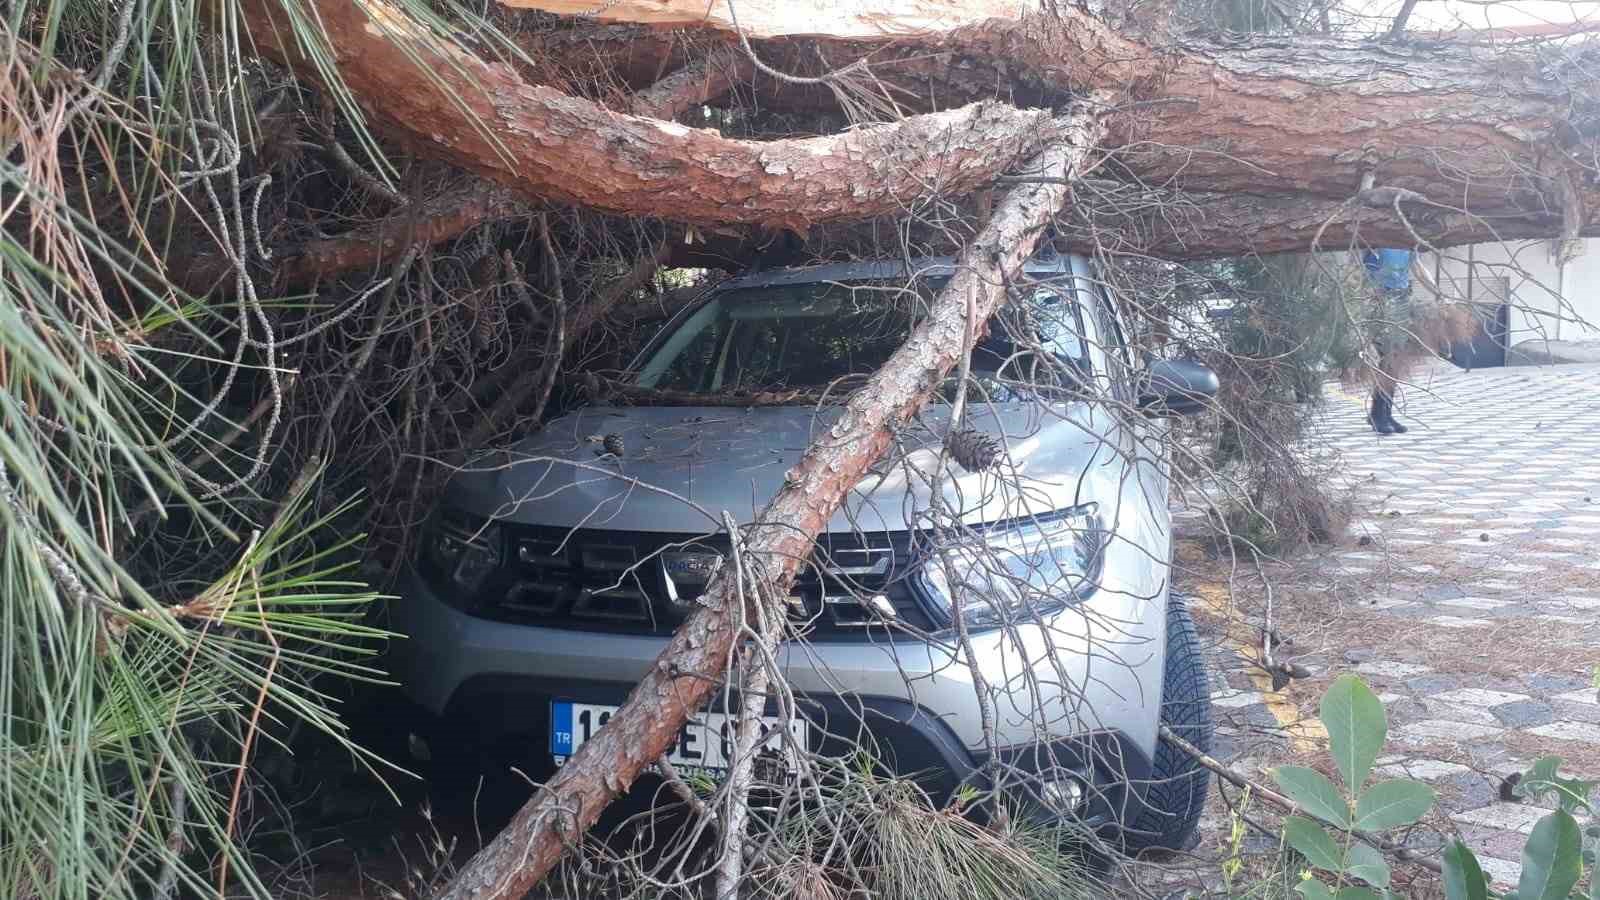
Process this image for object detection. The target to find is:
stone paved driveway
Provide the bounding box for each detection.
[1191,361,1600,888]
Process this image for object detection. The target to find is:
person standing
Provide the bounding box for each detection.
[1362,247,1413,435]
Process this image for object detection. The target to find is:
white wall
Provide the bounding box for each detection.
[1421,239,1600,346]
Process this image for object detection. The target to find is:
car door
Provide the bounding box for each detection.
[1088,264,1175,586]
[1064,257,1174,601]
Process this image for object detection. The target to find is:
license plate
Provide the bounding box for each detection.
[550,701,806,772]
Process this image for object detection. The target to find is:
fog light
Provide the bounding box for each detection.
[1040,776,1086,814]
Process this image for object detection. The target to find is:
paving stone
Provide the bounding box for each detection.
[1451,802,1549,834]
[1210,689,1267,709]
[1455,825,1531,862]
[1492,700,1556,728]
[1428,616,1496,628]
[1476,855,1525,889]
[1549,700,1600,725]
[1438,596,1515,611]
[1244,704,1291,730]
[1422,701,1504,727]
[1431,688,1532,707]
[1440,772,1500,811]
[1552,688,1599,704]
[1395,719,1505,742]
[1355,661,1433,679]
[1407,674,1463,695]
[1529,674,1591,693]
[1536,614,1592,626]
[1472,579,1527,591]
[1195,366,1600,882]
[1526,721,1600,742]
[1374,758,1470,780]
[1420,584,1468,601]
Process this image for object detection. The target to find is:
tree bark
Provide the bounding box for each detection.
[1073,186,1599,259]
[628,47,754,121]
[493,0,1028,38]
[501,1,1597,211]
[240,0,1596,254]
[433,109,1107,900]
[176,45,761,295]
[235,0,1062,232]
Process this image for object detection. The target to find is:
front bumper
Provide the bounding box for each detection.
[422,671,1150,830]
[383,563,1164,824]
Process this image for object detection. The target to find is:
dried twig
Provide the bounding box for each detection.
[1159,725,1442,874]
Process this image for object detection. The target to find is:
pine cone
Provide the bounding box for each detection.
[945,428,1001,473]
[602,433,625,457]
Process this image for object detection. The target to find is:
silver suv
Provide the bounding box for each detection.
[388,253,1219,852]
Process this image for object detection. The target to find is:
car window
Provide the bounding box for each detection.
[636,276,1095,395]
[1089,279,1134,402]
[637,284,917,391]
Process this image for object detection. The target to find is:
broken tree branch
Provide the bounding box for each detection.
[1384,0,1422,40]
[433,107,1107,900]
[235,0,1597,254]
[493,0,1025,39]
[178,44,749,294]
[235,0,1062,232]
[629,46,755,121]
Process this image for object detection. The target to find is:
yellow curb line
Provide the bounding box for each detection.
[1190,580,1328,754]
[1330,384,1367,411]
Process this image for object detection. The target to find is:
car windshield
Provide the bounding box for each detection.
[634,276,1092,396]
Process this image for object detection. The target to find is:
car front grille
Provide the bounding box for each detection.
[452,525,935,637]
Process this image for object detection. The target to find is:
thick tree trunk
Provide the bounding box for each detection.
[178,46,757,293]
[433,110,1107,900]
[238,0,1595,255]
[501,1,1597,211]
[496,0,1026,38]
[235,0,1061,232]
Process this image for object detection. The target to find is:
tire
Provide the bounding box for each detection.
[1121,590,1214,855]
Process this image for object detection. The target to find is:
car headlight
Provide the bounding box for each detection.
[917,503,1106,628]
[422,512,503,595]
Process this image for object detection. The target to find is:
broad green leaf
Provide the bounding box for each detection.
[1523,756,1565,796]
[1274,766,1351,828]
[1518,756,1597,814]
[1284,816,1343,871]
[1354,779,1436,831]
[1334,889,1382,900]
[1442,840,1489,900]
[1345,843,1392,888]
[1297,878,1336,900]
[1517,810,1582,900]
[1320,674,1386,793]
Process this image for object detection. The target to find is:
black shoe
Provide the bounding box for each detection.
[1369,393,1396,435]
[1383,395,1408,433]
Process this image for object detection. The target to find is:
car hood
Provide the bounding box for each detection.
[451,403,1119,534]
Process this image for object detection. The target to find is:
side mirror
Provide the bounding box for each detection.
[1138,359,1219,416]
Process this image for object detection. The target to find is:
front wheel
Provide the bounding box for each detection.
[1121,591,1214,855]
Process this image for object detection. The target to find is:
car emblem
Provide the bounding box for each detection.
[660,552,723,605]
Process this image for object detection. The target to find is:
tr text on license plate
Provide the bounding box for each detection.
[550,701,805,771]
